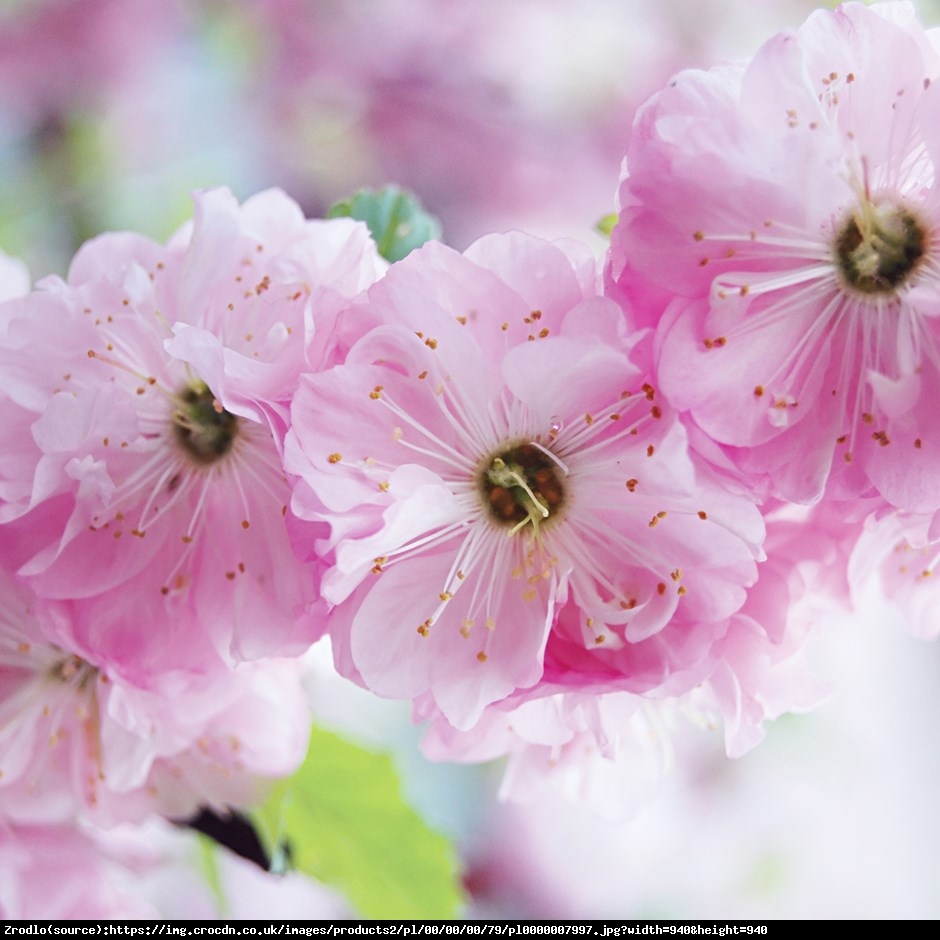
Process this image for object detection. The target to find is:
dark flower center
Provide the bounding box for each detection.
[172,383,239,465]
[50,653,96,690]
[480,442,565,532]
[835,200,926,294]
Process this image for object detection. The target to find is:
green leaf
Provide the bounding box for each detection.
[196,833,230,917]
[327,186,442,262]
[252,726,464,919]
[595,212,618,238]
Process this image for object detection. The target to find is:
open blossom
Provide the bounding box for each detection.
[419,510,832,809]
[610,1,940,510]
[286,233,764,730]
[0,568,310,826]
[0,187,382,671]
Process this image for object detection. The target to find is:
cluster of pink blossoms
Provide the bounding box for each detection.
[2,0,940,912]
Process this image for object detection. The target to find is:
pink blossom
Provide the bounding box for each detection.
[0,568,311,826]
[0,187,382,670]
[287,232,764,730]
[848,505,940,639]
[420,509,833,807]
[610,1,940,510]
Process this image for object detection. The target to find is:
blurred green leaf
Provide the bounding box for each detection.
[253,725,464,919]
[327,186,442,262]
[196,833,230,918]
[595,212,618,238]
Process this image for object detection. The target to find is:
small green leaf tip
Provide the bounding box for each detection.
[327,185,443,262]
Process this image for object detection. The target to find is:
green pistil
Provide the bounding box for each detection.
[836,201,926,295]
[481,443,565,534]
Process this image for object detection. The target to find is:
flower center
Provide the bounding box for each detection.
[49,653,96,691]
[480,442,566,534]
[835,198,926,295]
[172,382,240,465]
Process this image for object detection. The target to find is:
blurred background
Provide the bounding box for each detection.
[2,0,940,919]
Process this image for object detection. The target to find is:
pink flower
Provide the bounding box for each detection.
[0,568,311,826]
[420,509,833,806]
[287,233,764,729]
[0,187,382,670]
[848,505,940,639]
[610,1,940,509]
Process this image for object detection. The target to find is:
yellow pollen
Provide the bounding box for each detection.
[328,452,342,464]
